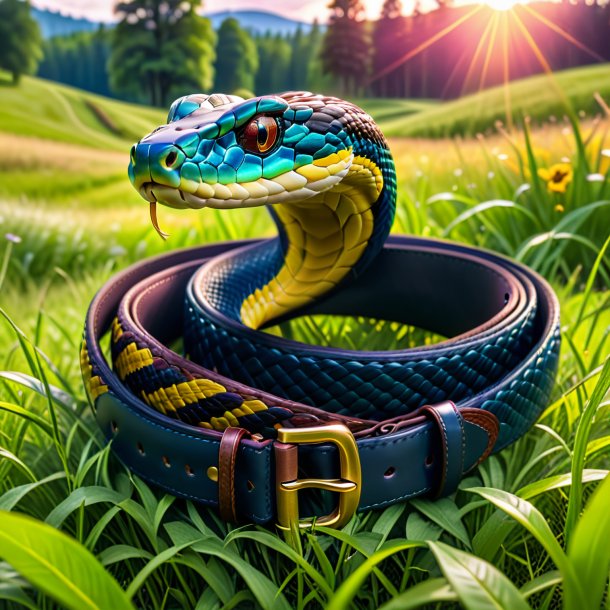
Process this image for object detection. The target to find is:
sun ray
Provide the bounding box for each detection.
[460,12,498,97]
[521,5,606,63]
[369,5,484,84]
[509,10,571,106]
[478,13,501,93]
[501,14,513,130]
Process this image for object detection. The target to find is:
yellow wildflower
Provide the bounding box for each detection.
[538,163,573,194]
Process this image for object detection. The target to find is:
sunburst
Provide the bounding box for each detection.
[369,1,605,130]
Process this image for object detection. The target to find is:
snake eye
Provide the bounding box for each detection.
[241,116,279,154]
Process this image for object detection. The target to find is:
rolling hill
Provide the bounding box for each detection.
[0,72,164,151]
[1,64,608,149]
[379,63,610,137]
[32,7,101,38]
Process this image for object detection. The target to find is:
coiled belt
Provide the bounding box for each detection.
[81,235,560,529]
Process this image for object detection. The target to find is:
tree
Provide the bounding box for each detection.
[380,0,402,19]
[38,30,114,98]
[255,33,291,94]
[0,0,42,84]
[109,0,216,107]
[305,20,333,92]
[213,18,258,95]
[372,0,406,97]
[320,0,370,95]
[287,27,308,90]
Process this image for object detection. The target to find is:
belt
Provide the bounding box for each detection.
[81,235,560,530]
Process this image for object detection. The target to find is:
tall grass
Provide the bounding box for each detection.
[0,102,609,608]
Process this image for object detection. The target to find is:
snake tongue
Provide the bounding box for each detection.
[149,201,169,240]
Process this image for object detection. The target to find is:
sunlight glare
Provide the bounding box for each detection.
[483,0,522,11]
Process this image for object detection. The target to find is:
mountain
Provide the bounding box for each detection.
[31,7,318,39]
[32,7,101,38]
[205,10,319,35]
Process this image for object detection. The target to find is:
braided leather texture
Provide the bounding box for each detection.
[110,312,293,436]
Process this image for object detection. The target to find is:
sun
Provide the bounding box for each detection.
[482,0,523,11]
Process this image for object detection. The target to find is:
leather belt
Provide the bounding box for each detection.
[81,235,560,529]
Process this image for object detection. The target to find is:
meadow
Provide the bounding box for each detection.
[0,68,609,609]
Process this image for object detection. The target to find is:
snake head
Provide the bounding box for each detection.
[128,92,359,211]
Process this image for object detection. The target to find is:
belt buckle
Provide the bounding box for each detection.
[275,424,361,532]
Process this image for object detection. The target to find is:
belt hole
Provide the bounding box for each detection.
[384,467,396,478]
[185,464,194,477]
[162,456,171,468]
[504,292,510,304]
[111,421,118,433]
[247,480,255,492]
[137,442,145,455]
[425,455,434,467]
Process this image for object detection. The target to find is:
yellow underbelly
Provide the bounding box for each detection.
[240,156,383,329]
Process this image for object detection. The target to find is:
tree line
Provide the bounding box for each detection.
[2,0,609,104]
[35,2,331,107]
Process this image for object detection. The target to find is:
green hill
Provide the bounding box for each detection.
[0,72,436,149]
[0,72,164,150]
[379,63,610,137]
[1,63,608,149]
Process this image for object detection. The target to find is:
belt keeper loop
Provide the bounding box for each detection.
[420,401,465,498]
[218,427,248,523]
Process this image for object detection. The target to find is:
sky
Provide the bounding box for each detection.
[30,0,390,23]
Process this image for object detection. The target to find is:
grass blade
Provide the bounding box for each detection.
[326,540,424,610]
[468,487,586,607]
[564,358,610,543]
[428,541,531,610]
[567,472,610,610]
[378,577,458,609]
[0,510,132,610]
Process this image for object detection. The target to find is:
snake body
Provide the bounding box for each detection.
[115,92,398,434]
[129,92,396,330]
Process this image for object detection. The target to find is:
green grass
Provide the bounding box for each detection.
[380,63,610,137]
[0,72,164,150]
[356,98,438,124]
[0,77,610,609]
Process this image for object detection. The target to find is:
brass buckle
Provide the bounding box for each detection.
[275,424,361,531]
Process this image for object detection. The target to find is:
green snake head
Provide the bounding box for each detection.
[128,91,371,211]
[129,91,396,328]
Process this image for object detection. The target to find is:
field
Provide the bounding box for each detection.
[1,68,610,609]
[375,64,610,137]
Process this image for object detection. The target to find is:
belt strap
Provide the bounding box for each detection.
[82,236,560,526]
[420,402,465,497]
[218,427,249,523]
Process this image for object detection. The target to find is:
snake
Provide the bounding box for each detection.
[81,92,560,525]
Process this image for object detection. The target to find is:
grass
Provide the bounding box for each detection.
[380,63,610,137]
[0,75,609,608]
[0,72,164,151]
[355,98,438,124]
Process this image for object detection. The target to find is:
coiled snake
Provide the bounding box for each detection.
[81,92,559,528]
